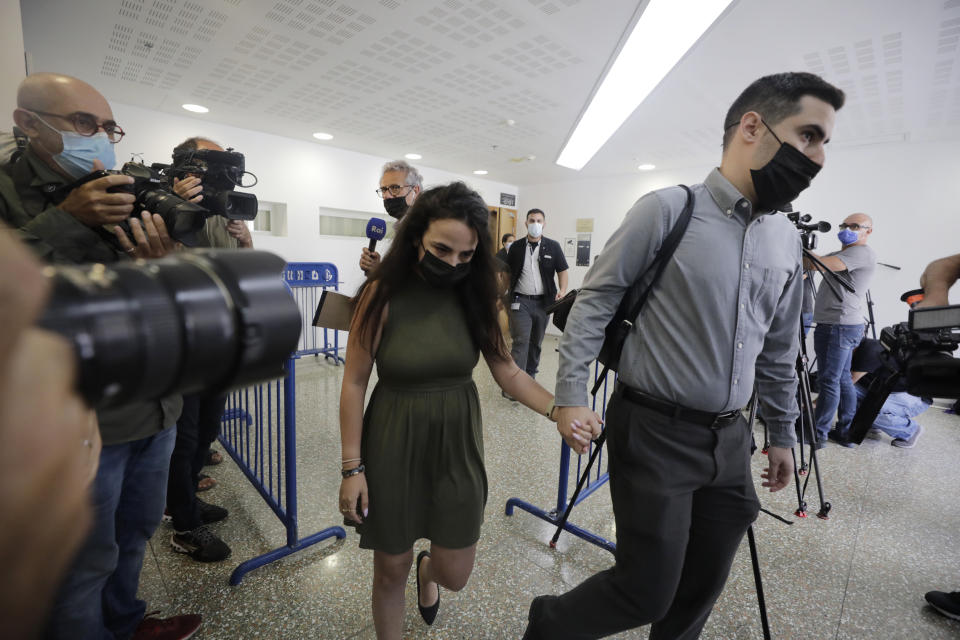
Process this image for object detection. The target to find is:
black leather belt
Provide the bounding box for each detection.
[516,293,543,299]
[615,383,742,430]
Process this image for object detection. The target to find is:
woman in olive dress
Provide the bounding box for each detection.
[338,181,596,639]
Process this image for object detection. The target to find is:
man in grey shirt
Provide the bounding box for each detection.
[523,72,845,640]
[806,213,876,446]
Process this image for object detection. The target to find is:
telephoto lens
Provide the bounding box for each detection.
[37,250,301,407]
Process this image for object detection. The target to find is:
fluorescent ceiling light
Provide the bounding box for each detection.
[405,153,422,160]
[312,132,333,140]
[637,163,656,171]
[182,103,209,113]
[473,170,488,175]
[556,0,734,171]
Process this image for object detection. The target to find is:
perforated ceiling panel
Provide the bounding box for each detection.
[19,0,959,184]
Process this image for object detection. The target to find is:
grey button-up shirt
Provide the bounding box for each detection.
[556,168,802,448]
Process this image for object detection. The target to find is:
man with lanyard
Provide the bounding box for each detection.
[523,72,845,640]
[505,208,568,389]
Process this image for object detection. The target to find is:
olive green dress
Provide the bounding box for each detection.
[358,277,488,554]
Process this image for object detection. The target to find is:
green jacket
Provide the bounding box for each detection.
[0,147,181,445]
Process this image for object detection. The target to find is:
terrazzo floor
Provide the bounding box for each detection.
[138,335,960,639]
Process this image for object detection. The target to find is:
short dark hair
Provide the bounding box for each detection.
[501,233,514,244]
[722,72,845,150]
[526,208,544,220]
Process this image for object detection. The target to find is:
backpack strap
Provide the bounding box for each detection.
[591,185,695,396]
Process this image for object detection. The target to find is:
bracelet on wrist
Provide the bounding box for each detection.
[341,457,362,465]
[341,464,365,478]
[544,399,556,421]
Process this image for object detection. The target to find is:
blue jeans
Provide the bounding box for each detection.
[813,323,865,440]
[855,386,930,440]
[45,427,176,640]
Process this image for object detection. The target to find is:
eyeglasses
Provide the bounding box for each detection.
[29,109,125,143]
[838,223,871,231]
[375,184,414,198]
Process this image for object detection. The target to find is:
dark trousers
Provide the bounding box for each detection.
[167,392,226,531]
[525,393,760,640]
[45,427,176,640]
[510,295,548,378]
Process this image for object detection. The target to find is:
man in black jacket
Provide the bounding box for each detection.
[505,208,568,385]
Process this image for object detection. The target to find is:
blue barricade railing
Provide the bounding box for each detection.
[505,361,617,554]
[219,262,348,584]
[283,261,345,364]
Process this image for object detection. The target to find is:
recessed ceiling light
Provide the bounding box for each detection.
[638,163,656,171]
[312,132,333,140]
[405,153,422,160]
[182,104,209,113]
[556,0,734,170]
[473,170,488,175]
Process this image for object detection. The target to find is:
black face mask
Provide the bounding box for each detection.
[383,196,408,219]
[750,120,822,211]
[419,247,470,287]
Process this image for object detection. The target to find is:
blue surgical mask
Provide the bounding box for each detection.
[36,116,116,178]
[53,131,116,178]
[838,229,858,245]
[527,221,543,238]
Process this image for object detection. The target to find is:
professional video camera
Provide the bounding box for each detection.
[786,211,831,251]
[37,249,301,408]
[848,301,960,444]
[160,146,259,221]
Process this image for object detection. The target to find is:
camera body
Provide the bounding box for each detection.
[160,147,258,222]
[848,304,960,443]
[786,211,830,251]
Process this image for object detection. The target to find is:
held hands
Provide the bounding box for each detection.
[112,211,175,259]
[339,473,368,525]
[360,247,381,272]
[761,446,794,492]
[556,406,603,455]
[59,159,135,227]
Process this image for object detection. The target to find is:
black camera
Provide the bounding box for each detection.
[37,250,301,408]
[161,147,258,221]
[787,211,831,251]
[848,303,960,444]
[70,161,211,246]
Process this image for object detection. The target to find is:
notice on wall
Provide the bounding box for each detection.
[563,237,576,257]
[576,218,594,233]
[500,193,516,207]
[576,233,591,266]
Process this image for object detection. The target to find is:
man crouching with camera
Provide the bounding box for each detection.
[0,73,200,639]
[523,72,845,640]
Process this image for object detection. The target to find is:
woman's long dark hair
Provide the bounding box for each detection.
[352,181,508,359]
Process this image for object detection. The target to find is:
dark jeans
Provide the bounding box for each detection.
[510,295,548,378]
[45,427,176,640]
[524,394,760,640]
[813,323,865,441]
[167,392,226,531]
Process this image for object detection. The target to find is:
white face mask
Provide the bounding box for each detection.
[527,221,543,238]
[505,241,513,251]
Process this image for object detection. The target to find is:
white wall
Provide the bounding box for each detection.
[522,140,960,335]
[0,0,25,117]
[111,102,519,296]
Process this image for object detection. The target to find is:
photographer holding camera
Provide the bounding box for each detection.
[0,73,200,640]
[805,213,876,447]
[523,72,845,640]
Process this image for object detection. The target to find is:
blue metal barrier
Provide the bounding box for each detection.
[283,262,345,364]
[218,261,350,585]
[505,362,617,554]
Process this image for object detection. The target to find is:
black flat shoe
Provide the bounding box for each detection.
[416,550,440,625]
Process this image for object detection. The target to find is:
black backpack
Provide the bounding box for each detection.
[546,185,694,395]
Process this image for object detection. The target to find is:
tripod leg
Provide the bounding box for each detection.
[747,526,772,640]
[791,448,807,518]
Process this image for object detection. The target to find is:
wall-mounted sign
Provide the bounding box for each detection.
[563,237,576,257]
[576,218,594,233]
[500,193,516,207]
[576,233,591,267]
